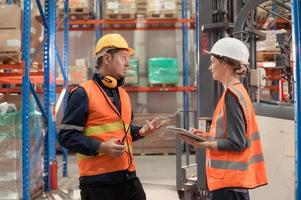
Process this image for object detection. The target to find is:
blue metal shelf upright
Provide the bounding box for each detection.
[182,0,190,130]
[292,0,301,199]
[21,0,69,198]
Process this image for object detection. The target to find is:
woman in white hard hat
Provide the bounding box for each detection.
[181,38,268,200]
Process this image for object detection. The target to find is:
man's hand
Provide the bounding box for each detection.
[139,117,169,137]
[99,138,125,158]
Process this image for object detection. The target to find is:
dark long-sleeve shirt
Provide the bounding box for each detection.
[58,73,143,156]
[215,90,247,152]
[214,88,249,193]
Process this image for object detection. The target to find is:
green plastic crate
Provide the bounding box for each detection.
[125,58,139,85]
[148,57,179,84]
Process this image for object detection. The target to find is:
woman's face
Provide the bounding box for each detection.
[208,56,226,82]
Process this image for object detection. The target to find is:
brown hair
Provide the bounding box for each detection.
[95,48,123,69]
[214,55,249,77]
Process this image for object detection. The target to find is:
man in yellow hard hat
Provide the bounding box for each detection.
[58,33,168,200]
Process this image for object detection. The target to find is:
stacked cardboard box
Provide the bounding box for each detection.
[57,0,94,19]
[189,0,195,18]
[30,16,43,65]
[0,5,22,64]
[104,0,136,19]
[137,0,181,19]
[132,113,176,155]
[68,58,89,84]
[256,29,287,61]
[19,0,44,65]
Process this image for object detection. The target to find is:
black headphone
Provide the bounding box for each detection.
[98,73,125,89]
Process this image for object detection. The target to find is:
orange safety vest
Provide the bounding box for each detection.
[206,84,268,191]
[77,80,135,176]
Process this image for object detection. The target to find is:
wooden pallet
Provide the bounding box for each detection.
[58,7,93,19]
[147,12,178,19]
[256,51,280,62]
[58,7,91,14]
[70,24,94,30]
[0,52,21,64]
[105,23,137,29]
[104,13,136,20]
[149,83,177,87]
[58,11,93,20]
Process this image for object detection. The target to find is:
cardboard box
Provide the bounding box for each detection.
[0,158,19,173]
[132,113,176,154]
[0,5,21,29]
[31,17,43,49]
[69,65,88,84]
[257,29,287,52]
[0,29,21,53]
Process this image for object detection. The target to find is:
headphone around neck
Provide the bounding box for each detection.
[98,73,124,89]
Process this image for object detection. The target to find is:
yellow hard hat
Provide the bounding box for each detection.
[94,33,135,56]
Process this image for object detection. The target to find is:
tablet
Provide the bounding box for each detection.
[167,126,207,142]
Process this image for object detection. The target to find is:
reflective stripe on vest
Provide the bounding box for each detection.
[84,121,129,136]
[206,84,268,191]
[210,153,264,171]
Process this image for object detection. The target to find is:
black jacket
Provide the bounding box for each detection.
[58,73,143,185]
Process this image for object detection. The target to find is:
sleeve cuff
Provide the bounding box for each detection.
[89,139,101,156]
[216,138,230,151]
[131,125,144,141]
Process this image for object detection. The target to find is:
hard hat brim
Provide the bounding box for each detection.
[128,47,135,56]
[203,50,211,55]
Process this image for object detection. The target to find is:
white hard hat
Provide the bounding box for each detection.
[205,37,250,64]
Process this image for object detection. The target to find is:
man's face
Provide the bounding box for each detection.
[106,49,130,80]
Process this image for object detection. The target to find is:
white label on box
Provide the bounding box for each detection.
[0,192,19,199]
[107,2,119,10]
[31,27,37,34]
[7,40,21,47]
[31,48,35,54]
[5,151,18,159]
[162,2,176,10]
[0,172,18,181]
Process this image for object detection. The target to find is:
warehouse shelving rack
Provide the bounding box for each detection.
[19,0,69,198]
[292,0,301,199]
[6,0,197,199]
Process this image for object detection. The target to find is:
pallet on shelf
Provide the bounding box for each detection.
[256,51,280,62]
[104,13,136,20]
[103,0,137,19]
[132,113,177,155]
[0,52,21,64]
[146,11,177,19]
[58,7,93,20]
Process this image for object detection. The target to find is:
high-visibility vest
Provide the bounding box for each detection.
[206,84,268,191]
[77,80,135,176]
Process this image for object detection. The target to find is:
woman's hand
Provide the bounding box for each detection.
[181,128,216,149]
[189,127,211,139]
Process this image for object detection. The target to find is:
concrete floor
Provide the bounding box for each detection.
[37,155,180,200]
